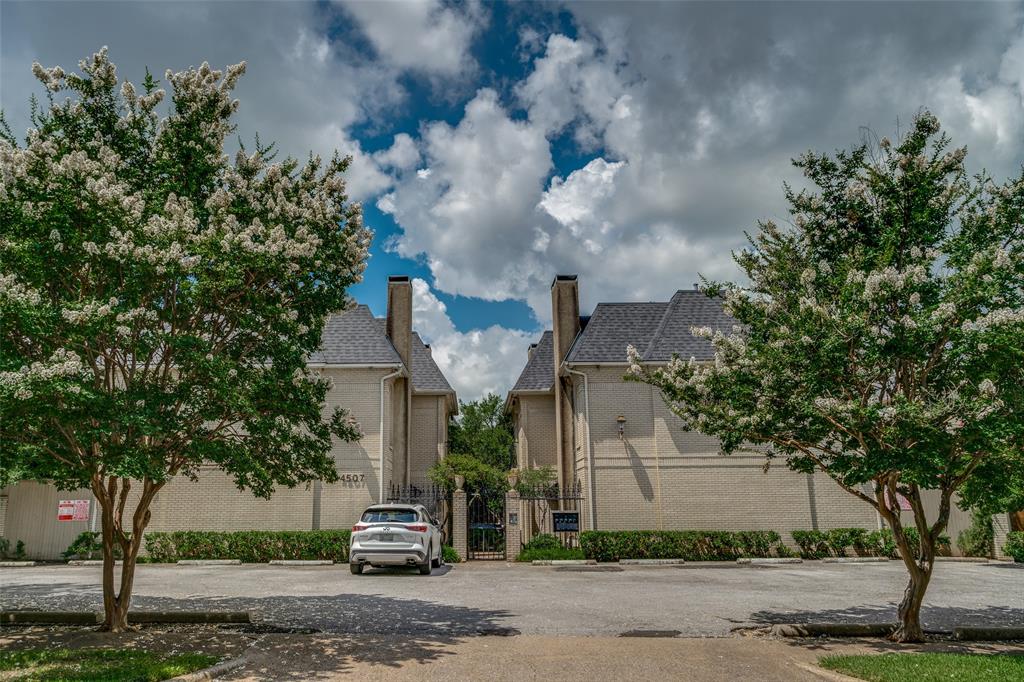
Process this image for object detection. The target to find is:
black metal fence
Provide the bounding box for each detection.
[467,489,506,560]
[518,481,585,550]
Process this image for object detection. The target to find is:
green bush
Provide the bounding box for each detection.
[144,530,351,563]
[441,545,462,564]
[515,533,585,561]
[62,531,126,560]
[957,510,994,557]
[1004,531,1024,562]
[579,530,783,562]
[790,527,950,559]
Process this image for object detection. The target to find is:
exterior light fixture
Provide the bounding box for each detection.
[616,415,627,439]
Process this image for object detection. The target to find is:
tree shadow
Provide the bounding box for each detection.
[2,586,518,678]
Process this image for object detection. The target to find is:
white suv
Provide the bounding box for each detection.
[349,504,442,575]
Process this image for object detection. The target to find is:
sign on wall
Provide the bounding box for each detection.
[57,499,90,521]
[552,510,580,533]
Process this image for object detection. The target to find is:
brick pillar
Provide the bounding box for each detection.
[505,489,520,561]
[451,489,467,562]
[992,513,1012,560]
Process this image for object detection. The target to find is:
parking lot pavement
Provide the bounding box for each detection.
[2,561,1021,637]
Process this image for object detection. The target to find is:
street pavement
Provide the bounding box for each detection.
[2,560,1021,637]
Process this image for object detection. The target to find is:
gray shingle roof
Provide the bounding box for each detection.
[309,305,402,365]
[565,291,732,364]
[410,332,454,394]
[510,330,555,393]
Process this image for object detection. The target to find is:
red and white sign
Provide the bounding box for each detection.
[58,499,90,521]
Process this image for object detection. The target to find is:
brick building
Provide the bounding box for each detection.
[506,275,988,551]
[0,276,456,559]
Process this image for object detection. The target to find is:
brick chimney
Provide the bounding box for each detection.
[551,274,580,490]
[386,275,412,368]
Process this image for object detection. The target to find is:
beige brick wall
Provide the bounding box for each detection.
[573,366,882,543]
[409,395,446,484]
[514,394,557,471]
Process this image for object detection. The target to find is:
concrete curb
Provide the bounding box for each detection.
[953,626,1024,641]
[618,559,686,565]
[1,610,250,625]
[67,560,116,566]
[820,557,889,563]
[0,561,36,568]
[936,556,989,563]
[531,559,597,566]
[737,557,803,565]
[268,560,334,566]
[177,559,242,566]
[794,662,865,682]
[771,623,896,638]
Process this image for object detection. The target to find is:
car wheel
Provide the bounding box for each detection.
[350,562,363,575]
[418,551,432,575]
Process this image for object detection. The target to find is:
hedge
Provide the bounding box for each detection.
[579,530,785,562]
[516,533,586,562]
[1005,531,1024,562]
[144,530,351,563]
[790,528,950,560]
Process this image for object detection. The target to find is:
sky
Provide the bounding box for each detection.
[3,1,1023,401]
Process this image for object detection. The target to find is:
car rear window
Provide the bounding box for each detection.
[361,509,419,523]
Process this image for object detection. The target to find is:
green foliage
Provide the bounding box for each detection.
[448,393,516,471]
[0,648,219,682]
[516,534,586,561]
[62,531,125,560]
[820,653,1024,682]
[429,452,507,493]
[580,530,784,562]
[144,530,351,563]
[956,509,994,557]
[513,466,557,495]
[1004,531,1024,562]
[0,538,26,560]
[791,528,950,560]
[441,545,462,564]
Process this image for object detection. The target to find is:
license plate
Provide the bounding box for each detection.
[379,534,394,542]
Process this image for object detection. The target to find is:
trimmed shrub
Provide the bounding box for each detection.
[515,533,585,561]
[791,527,950,559]
[1004,531,1024,563]
[62,531,127,560]
[579,530,783,562]
[957,510,994,558]
[144,530,351,563]
[441,545,462,564]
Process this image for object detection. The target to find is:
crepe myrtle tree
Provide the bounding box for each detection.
[629,112,1023,643]
[0,49,370,631]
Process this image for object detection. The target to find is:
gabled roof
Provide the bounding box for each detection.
[410,332,454,394]
[308,307,455,397]
[565,290,732,364]
[309,305,402,365]
[510,330,555,393]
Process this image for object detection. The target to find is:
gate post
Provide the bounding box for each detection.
[452,483,468,562]
[505,489,520,561]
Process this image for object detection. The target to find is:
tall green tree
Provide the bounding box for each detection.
[630,112,1023,642]
[0,49,369,631]
[448,393,516,471]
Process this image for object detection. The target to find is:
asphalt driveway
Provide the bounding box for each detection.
[1,561,1021,637]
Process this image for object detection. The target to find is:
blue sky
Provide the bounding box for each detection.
[3,1,1023,399]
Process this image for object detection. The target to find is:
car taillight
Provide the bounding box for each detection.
[352,524,369,532]
[406,524,427,532]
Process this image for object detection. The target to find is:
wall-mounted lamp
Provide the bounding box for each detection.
[616,415,627,440]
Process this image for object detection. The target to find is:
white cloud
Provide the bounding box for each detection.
[339,0,485,76]
[411,279,536,401]
[374,133,421,171]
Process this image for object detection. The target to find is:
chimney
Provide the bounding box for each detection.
[551,274,580,492]
[424,343,431,356]
[528,342,538,362]
[386,275,412,367]
[551,275,580,367]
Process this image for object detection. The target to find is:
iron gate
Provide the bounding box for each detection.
[388,482,452,544]
[467,490,506,560]
[518,481,585,550]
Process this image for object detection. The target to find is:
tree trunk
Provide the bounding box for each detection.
[92,475,159,632]
[892,560,932,642]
